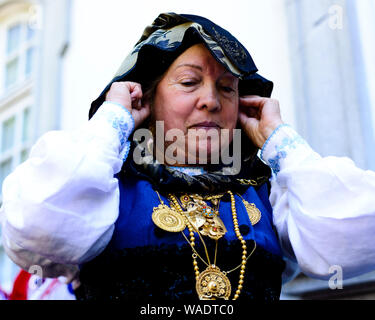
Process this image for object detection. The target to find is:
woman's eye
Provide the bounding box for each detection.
[221,86,235,93]
[181,81,197,86]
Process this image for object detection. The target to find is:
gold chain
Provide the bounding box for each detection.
[227,190,247,300]
[166,191,256,300]
[168,194,207,280]
[189,193,225,201]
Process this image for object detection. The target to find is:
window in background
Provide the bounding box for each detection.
[4,22,36,90]
[0,107,32,195]
[1,116,16,153]
[0,158,12,190]
[0,9,39,296]
[6,24,21,54]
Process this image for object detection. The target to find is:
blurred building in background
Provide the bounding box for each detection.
[0,0,39,293]
[281,0,375,299]
[0,0,374,298]
[0,0,71,294]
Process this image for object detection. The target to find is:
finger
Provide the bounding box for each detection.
[239,110,255,122]
[239,96,266,107]
[238,111,248,125]
[239,111,258,129]
[133,104,150,125]
[127,82,143,100]
[240,95,261,99]
[138,104,151,121]
[132,98,143,110]
[239,105,259,118]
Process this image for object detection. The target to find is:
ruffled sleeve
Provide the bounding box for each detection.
[262,124,375,280]
[0,102,134,280]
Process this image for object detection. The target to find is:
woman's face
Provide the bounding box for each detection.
[150,43,239,165]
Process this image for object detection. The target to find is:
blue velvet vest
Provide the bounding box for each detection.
[76,174,285,301]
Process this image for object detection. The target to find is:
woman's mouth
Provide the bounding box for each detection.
[189,121,221,130]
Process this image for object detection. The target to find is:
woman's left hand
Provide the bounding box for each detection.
[238,96,284,149]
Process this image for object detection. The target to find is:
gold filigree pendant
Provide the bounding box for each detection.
[152,204,186,232]
[243,201,261,225]
[199,215,227,240]
[196,265,231,300]
[179,195,227,239]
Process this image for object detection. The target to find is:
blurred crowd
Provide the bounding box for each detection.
[0,269,75,300]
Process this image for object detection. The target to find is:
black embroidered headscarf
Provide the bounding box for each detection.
[89,12,273,194]
[89,12,273,118]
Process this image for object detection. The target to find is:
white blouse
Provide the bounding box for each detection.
[1,101,375,284]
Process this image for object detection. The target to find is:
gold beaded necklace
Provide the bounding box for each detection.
[153,190,257,300]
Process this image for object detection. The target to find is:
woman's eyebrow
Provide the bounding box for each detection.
[174,64,236,81]
[174,64,203,71]
[219,71,238,82]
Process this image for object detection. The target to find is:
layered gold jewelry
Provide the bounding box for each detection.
[153,191,257,300]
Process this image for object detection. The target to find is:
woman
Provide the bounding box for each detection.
[2,13,375,301]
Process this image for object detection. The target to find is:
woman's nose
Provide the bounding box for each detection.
[197,85,221,112]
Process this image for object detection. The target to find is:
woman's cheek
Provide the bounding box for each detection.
[163,117,185,133]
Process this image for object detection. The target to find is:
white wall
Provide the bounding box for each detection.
[356,0,375,147]
[61,0,295,131]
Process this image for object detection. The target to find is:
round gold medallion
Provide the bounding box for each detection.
[243,201,261,225]
[152,204,186,232]
[196,265,231,300]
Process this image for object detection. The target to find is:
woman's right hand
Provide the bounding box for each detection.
[239,95,284,149]
[105,81,150,128]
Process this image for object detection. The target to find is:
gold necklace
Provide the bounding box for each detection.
[168,191,257,300]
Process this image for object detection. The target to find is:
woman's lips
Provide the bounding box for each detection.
[189,122,221,130]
